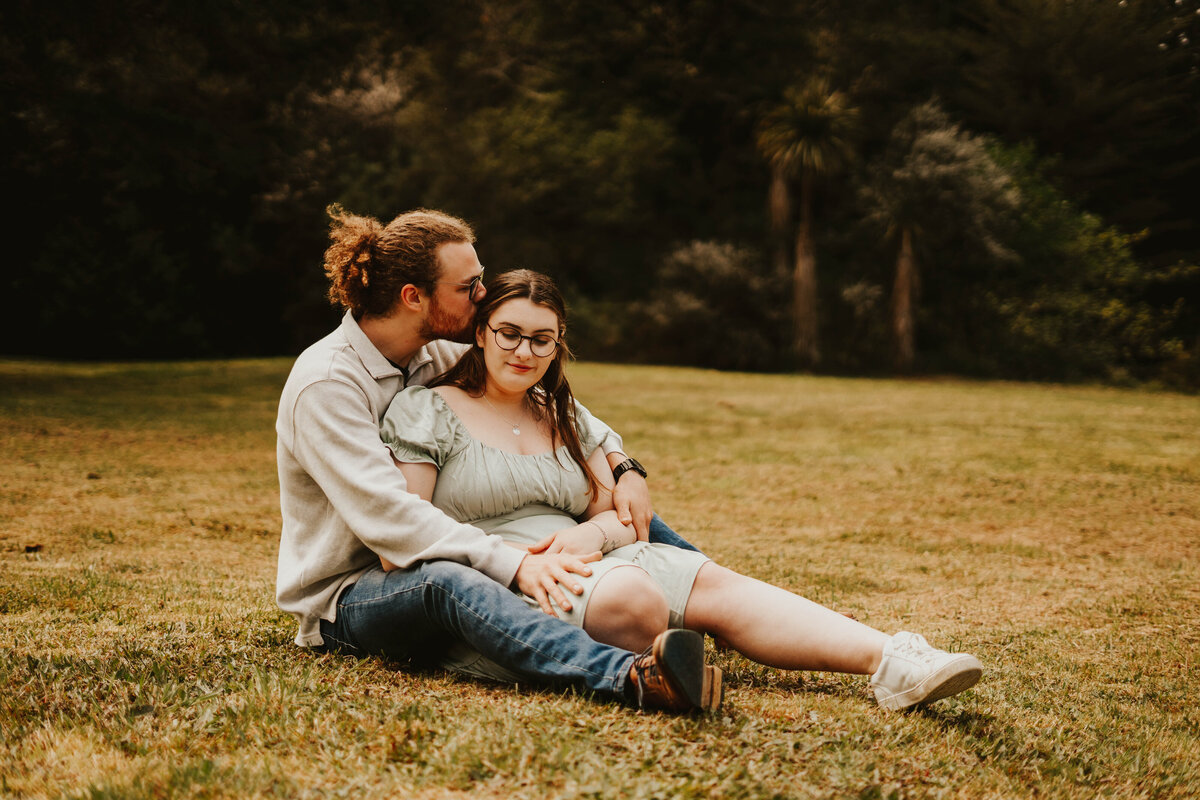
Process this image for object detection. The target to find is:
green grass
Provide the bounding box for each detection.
[2,357,1198,798]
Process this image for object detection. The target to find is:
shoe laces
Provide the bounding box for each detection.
[890,632,938,664]
[630,645,660,707]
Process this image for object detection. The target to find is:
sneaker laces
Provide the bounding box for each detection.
[889,632,940,664]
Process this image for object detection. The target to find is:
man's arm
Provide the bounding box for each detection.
[289,379,524,584]
[605,451,653,541]
[389,456,597,616]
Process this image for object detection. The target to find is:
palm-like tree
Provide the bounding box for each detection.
[756,78,857,368]
[864,101,1018,371]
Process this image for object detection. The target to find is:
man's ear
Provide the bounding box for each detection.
[398,284,425,312]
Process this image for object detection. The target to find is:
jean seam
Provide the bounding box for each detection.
[319,629,359,653]
[336,580,427,612]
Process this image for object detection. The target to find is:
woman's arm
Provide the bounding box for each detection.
[574,399,657,540]
[583,447,641,550]
[529,448,638,556]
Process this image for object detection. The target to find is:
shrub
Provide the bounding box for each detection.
[627,241,791,371]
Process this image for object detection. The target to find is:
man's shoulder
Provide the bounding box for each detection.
[282,327,371,396]
[408,340,470,386]
[424,339,470,367]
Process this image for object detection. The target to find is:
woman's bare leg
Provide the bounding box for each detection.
[682,563,890,674]
[582,565,670,652]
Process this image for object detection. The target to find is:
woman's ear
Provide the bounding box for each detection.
[475,322,487,350]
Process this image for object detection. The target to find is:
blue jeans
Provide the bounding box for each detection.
[649,514,702,553]
[320,560,636,701]
[319,516,698,701]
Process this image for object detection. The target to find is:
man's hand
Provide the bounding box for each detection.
[612,471,654,542]
[528,525,605,556]
[513,550,601,617]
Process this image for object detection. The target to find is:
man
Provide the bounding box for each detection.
[275,206,719,712]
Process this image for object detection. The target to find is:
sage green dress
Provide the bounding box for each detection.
[380,386,709,680]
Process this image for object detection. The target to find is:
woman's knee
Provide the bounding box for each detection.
[584,566,669,645]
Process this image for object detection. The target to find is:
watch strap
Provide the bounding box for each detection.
[612,457,647,483]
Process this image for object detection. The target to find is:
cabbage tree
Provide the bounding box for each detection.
[756,78,858,368]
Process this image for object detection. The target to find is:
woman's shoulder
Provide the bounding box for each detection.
[389,383,436,408]
[430,384,468,401]
[429,385,473,416]
[380,385,467,460]
[385,384,457,427]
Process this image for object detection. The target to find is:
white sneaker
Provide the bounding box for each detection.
[870,632,982,711]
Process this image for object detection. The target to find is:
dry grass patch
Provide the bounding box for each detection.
[2,358,1198,798]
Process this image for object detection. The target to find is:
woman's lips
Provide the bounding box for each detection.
[508,363,533,373]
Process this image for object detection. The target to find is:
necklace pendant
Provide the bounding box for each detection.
[512,424,521,436]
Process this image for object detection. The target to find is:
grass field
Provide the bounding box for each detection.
[1,357,1197,799]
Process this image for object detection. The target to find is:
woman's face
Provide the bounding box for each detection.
[477,297,562,395]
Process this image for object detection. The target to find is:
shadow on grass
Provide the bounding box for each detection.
[914,703,995,731]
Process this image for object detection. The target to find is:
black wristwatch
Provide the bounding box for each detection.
[612,457,647,483]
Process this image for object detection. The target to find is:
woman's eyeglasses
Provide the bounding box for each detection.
[487,325,559,357]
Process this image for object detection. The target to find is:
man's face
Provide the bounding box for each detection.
[419,241,486,343]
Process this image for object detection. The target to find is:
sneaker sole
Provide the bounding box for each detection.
[877,655,983,711]
[654,629,721,712]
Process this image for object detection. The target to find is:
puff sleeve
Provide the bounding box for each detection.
[380,386,459,468]
[571,401,610,457]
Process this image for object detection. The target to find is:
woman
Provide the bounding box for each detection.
[380,269,982,710]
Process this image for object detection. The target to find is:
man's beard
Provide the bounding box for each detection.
[419,296,474,343]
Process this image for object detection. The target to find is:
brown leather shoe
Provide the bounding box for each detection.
[629,629,723,712]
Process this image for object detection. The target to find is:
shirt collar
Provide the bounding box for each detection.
[340,311,401,380]
[340,310,436,382]
[405,343,435,376]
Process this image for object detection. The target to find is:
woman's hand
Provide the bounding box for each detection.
[528,523,605,556]
[513,550,601,617]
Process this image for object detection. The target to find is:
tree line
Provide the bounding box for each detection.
[2,0,1197,387]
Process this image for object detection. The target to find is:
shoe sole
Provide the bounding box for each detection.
[877,655,983,711]
[701,665,724,712]
[654,629,722,712]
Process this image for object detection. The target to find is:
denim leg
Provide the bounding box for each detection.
[320,561,635,700]
[647,513,704,554]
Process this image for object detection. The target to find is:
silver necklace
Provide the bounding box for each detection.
[482,392,523,436]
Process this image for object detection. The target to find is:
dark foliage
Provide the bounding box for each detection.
[630,241,791,372]
[1,0,1196,387]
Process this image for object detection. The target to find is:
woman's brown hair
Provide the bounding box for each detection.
[432,269,601,501]
[324,205,475,317]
